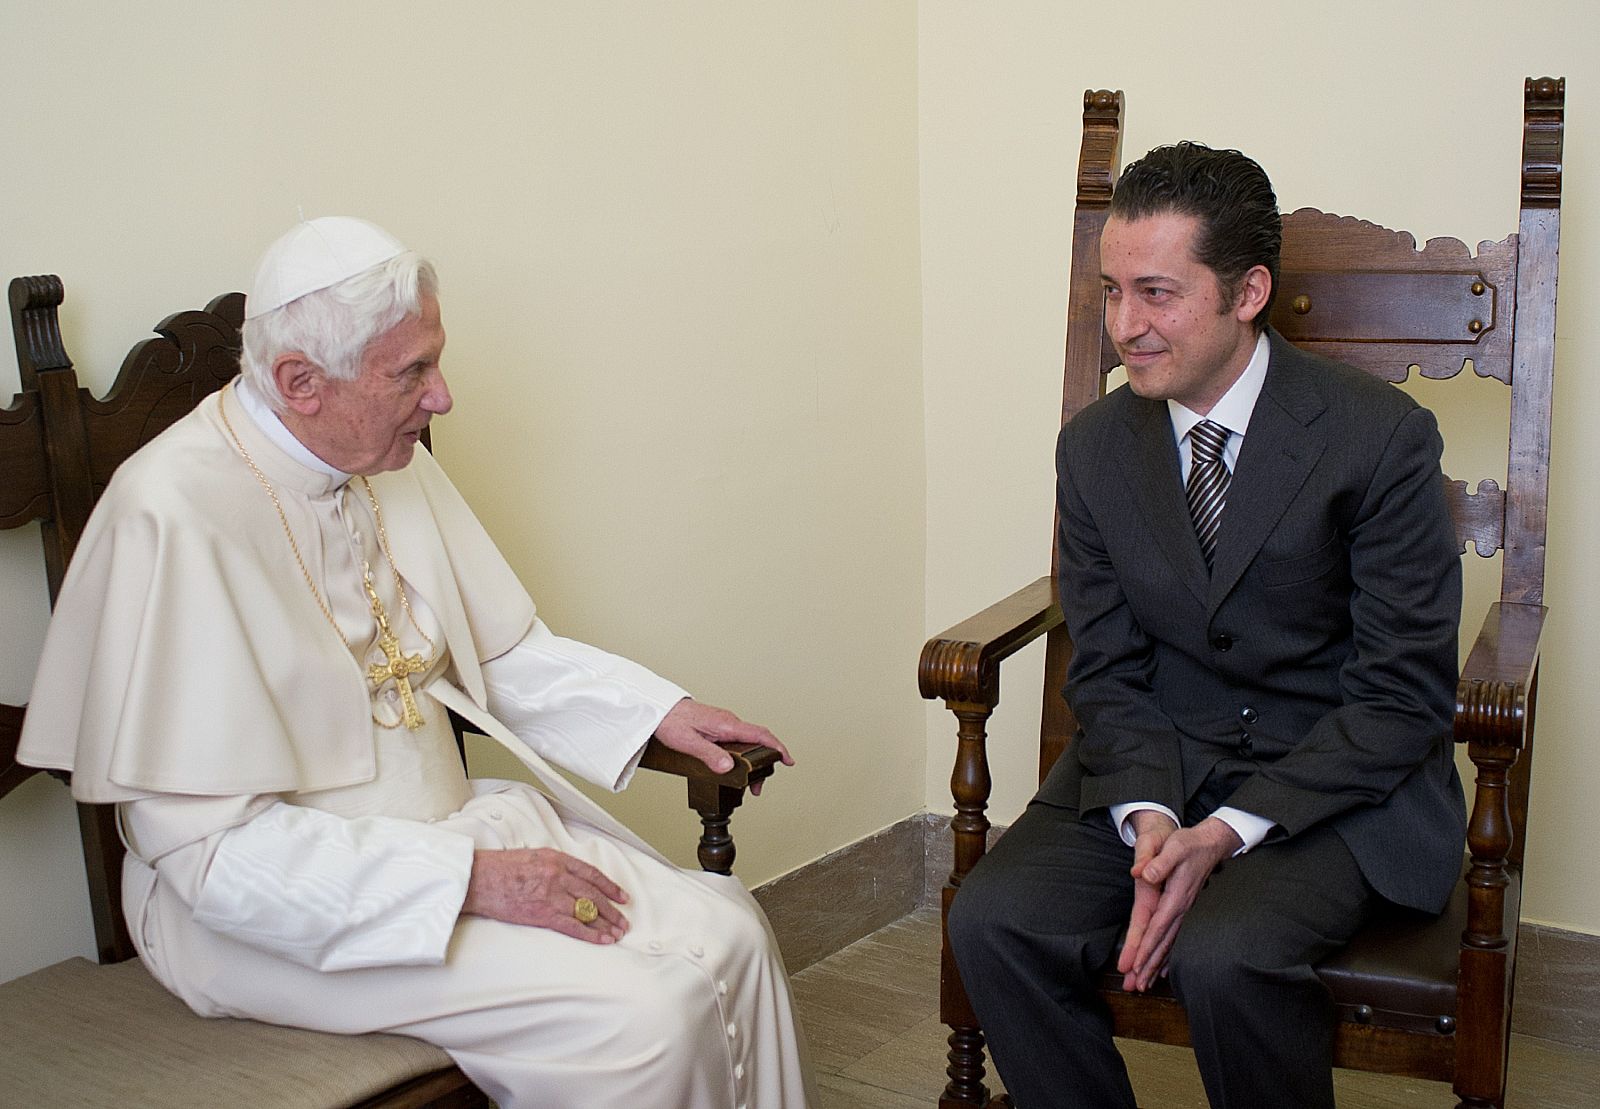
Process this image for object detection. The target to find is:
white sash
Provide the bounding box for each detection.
[424,679,673,868]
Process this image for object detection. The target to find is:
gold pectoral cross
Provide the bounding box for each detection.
[363,566,429,730]
[369,628,428,730]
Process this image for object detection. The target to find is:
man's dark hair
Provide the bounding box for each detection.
[1108,142,1281,331]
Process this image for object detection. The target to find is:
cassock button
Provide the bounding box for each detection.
[718,980,729,995]
[488,809,503,821]
[1238,734,1254,757]
[1211,633,1233,652]
[648,940,664,952]
[689,944,705,958]
[726,1022,738,1040]
[1240,706,1259,724]
[734,1064,745,1080]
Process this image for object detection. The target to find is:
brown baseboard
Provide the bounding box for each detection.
[752,815,924,973]
[761,811,1600,1052]
[1512,922,1600,1050]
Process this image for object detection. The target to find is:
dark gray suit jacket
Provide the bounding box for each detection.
[1041,330,1465,914]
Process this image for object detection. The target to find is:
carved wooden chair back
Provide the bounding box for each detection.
[0,281,491,1107]
[1,279,245,963]
[922,77,1562,1109]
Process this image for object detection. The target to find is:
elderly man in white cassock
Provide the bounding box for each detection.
[18,217,817,1108]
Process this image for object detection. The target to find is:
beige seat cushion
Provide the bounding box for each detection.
[0,956,458,1108]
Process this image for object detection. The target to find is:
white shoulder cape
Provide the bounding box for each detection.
[18,386,535,802]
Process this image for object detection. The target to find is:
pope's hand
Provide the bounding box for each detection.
[462,847,630,944]
[653,699,794,796]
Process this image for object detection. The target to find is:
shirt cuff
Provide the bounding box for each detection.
[1210,806,1276,856]
[1109,801,1180,846]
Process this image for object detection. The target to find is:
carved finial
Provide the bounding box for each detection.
[1077,89,1125,208]
[8,275,72,391]
[1083,89,1121,113]
[1521,76,1564,208]
[1526,76,1564,104]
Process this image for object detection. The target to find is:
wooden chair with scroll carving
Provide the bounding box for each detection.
[919,77,1563,1109]
[0,276,779,1106]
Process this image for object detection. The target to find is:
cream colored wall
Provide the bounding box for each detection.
[7,0,1594,990]
[0,1,925,983]
[920,1,1599,934]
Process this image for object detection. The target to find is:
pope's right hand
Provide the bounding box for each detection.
[462,847,630,944]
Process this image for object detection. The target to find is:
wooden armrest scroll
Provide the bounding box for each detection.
[1455,601,1545,748]
[919,574,1063,707]
[1454,601,1546,954]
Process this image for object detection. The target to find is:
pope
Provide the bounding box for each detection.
[20,216,817,1108]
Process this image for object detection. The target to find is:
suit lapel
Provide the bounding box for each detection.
[1119,397,1211,607]
[1206,334,1327,612]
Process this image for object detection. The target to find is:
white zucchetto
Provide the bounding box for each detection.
[246,216,407,319]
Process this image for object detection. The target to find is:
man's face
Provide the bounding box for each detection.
[1100,212,1263,415]
[306,293,451,475]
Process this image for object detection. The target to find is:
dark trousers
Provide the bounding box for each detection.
[947,793,1376,1109]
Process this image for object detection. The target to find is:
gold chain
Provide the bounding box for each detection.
[359,476,437,659]
[219,390,438,727]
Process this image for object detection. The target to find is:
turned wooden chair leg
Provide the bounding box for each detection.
[940,702,998,1108]
[686,766,773,875]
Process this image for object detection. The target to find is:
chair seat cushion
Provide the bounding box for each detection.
[1318,861,1519,1034]
[0,956,458,1108]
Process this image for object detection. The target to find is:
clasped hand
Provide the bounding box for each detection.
[1118,812,1242,991]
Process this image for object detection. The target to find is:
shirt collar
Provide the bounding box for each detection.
[234,374,353,486]
[1167,330,1272,444]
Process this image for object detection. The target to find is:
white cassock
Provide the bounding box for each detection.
[18,379,816,1109]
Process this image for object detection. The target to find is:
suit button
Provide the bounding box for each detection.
[1238,733,1254,757]
[1240,706,1259,724]
[1211,633,1233,652]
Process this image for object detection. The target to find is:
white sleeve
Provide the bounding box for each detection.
[1108,801,1181,844]
[1210,806,1276,856]
[1106,801,1275,859]
[480,617,689,792]
[122,794,474,972]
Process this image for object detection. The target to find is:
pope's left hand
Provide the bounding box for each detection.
[654,699,794,795]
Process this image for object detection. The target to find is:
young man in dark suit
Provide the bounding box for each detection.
[947,143,1464,1109]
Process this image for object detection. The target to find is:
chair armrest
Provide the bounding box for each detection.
[639,738,782,875]
[1455,601,1546,949]
[1455,601,1547,749]
[638,737,783,788]
[919,574,1062,707]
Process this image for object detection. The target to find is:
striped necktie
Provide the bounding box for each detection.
[1186,420,1231,569]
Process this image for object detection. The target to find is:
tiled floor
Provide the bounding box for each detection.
[791,906,1600,1108]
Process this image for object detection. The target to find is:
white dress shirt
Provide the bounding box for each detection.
[1109,331,1277,856]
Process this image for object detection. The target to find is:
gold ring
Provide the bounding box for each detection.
[573,897,599,924]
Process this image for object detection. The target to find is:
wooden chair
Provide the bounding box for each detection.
[919,77,1563,1109]
[1,277,780,1106]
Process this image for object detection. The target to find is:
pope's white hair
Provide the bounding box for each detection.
[241,251,439,410]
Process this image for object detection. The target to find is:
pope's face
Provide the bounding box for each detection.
[1100,212,1262,415]
[310,294,452,475]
